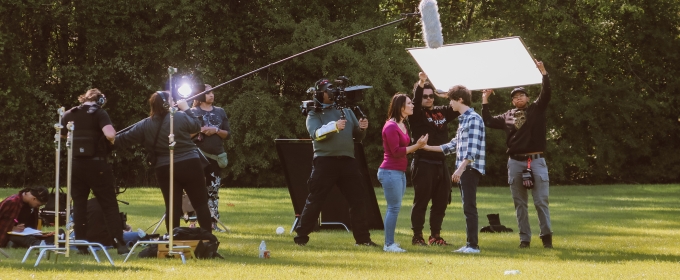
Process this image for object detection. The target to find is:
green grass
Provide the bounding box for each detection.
[1,185,678,279]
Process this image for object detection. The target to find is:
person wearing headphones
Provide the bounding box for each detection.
[61,88,129,255]
[115,91,213,234]
[293,79,377,247]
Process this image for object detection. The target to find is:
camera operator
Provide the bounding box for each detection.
[190,84,231,231]
[294,79,377,247]
[61,88,129,255]
[115,91,213,233]
[409,73,460,246]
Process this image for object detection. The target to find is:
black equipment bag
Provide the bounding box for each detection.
[172,227,222,259]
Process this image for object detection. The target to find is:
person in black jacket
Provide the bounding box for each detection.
[409,72,460,246]
[115,91,212,233]
[481,60,553,249]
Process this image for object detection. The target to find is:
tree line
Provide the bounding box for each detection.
[1,0,678,187]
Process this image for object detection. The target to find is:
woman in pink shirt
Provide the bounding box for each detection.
[378,93,428,252]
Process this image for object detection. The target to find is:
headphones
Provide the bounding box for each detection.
[314,79,334,102]
[95,93,107,107]
[156,91,170,109]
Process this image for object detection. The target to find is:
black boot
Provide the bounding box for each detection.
[519,241,530,248]
[114,237,130,255]
[540,234,553,248]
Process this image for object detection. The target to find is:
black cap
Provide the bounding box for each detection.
[510,87,527,97]
[27,186,49,204]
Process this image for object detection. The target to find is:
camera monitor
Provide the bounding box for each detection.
[275,139,384,231]
[407,36,543,91]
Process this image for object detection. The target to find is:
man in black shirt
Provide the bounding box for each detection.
[409,72,460,246]
[190,84,231,231]
[61,88,129,255]
[481,60,553,248]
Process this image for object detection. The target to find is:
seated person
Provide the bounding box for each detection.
[0,187,51,248]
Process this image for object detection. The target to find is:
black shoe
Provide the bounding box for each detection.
[412,235,427,246]
[117,243,130,255]
[293,235,309,246]
[355,241,379,247]
[540,234,553,248]
[519,241,530,248]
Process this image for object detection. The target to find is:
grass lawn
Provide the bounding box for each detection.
[0,184,678,279]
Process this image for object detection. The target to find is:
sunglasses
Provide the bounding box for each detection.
[422,94,435,100]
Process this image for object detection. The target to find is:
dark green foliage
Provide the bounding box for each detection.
[1,0,678,187]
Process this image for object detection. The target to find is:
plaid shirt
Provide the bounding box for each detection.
[440,108,486,174]
[0,193,32,247]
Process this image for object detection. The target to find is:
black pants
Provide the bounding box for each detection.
[459,166,480,248]
[295,156,371,244]
[156,158,212,233]
[8,235,51,248]
[71,159,125,245]
[410,159,452,236]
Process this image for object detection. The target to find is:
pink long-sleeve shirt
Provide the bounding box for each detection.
[380,120,411,171]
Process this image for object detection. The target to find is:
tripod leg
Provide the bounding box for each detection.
[151,214,166,235]
[209,208,229,233]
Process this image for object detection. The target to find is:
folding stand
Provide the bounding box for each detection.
[211,209,230,233]
[21,240,114,267]
[289,215,349,233]
[22,114,114,266]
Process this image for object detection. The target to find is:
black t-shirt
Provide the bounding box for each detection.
[190,106,231,155]
[410,83,460,161]
[61,104,113,157]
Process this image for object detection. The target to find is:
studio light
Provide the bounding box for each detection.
[177,83,192,98]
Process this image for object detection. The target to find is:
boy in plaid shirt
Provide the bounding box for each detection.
[423,85,485,254]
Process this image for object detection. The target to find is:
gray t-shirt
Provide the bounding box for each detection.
[190,106,231,155]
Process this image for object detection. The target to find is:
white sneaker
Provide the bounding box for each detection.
[454,246,480,254]
[453,246,467,253]
[383,243,407,253]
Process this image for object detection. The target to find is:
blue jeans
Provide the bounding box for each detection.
[377,168,406,246]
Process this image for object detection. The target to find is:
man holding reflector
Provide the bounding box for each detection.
[481,60,553,249]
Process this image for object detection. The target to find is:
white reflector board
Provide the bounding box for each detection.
[407,37,542,91]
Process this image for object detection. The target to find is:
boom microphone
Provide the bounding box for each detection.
[419,0,444,48]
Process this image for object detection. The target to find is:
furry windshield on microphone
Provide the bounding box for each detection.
[419,0,444,49]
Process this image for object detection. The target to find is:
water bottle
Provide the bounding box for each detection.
[137,228,146,238]
[258,241,267,258]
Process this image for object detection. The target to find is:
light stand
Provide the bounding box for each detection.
[22,110,114,267]
[124,66,193,264]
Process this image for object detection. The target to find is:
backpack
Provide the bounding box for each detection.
[172,227,223,259]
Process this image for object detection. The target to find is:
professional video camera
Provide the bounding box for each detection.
[300,76,371,118]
